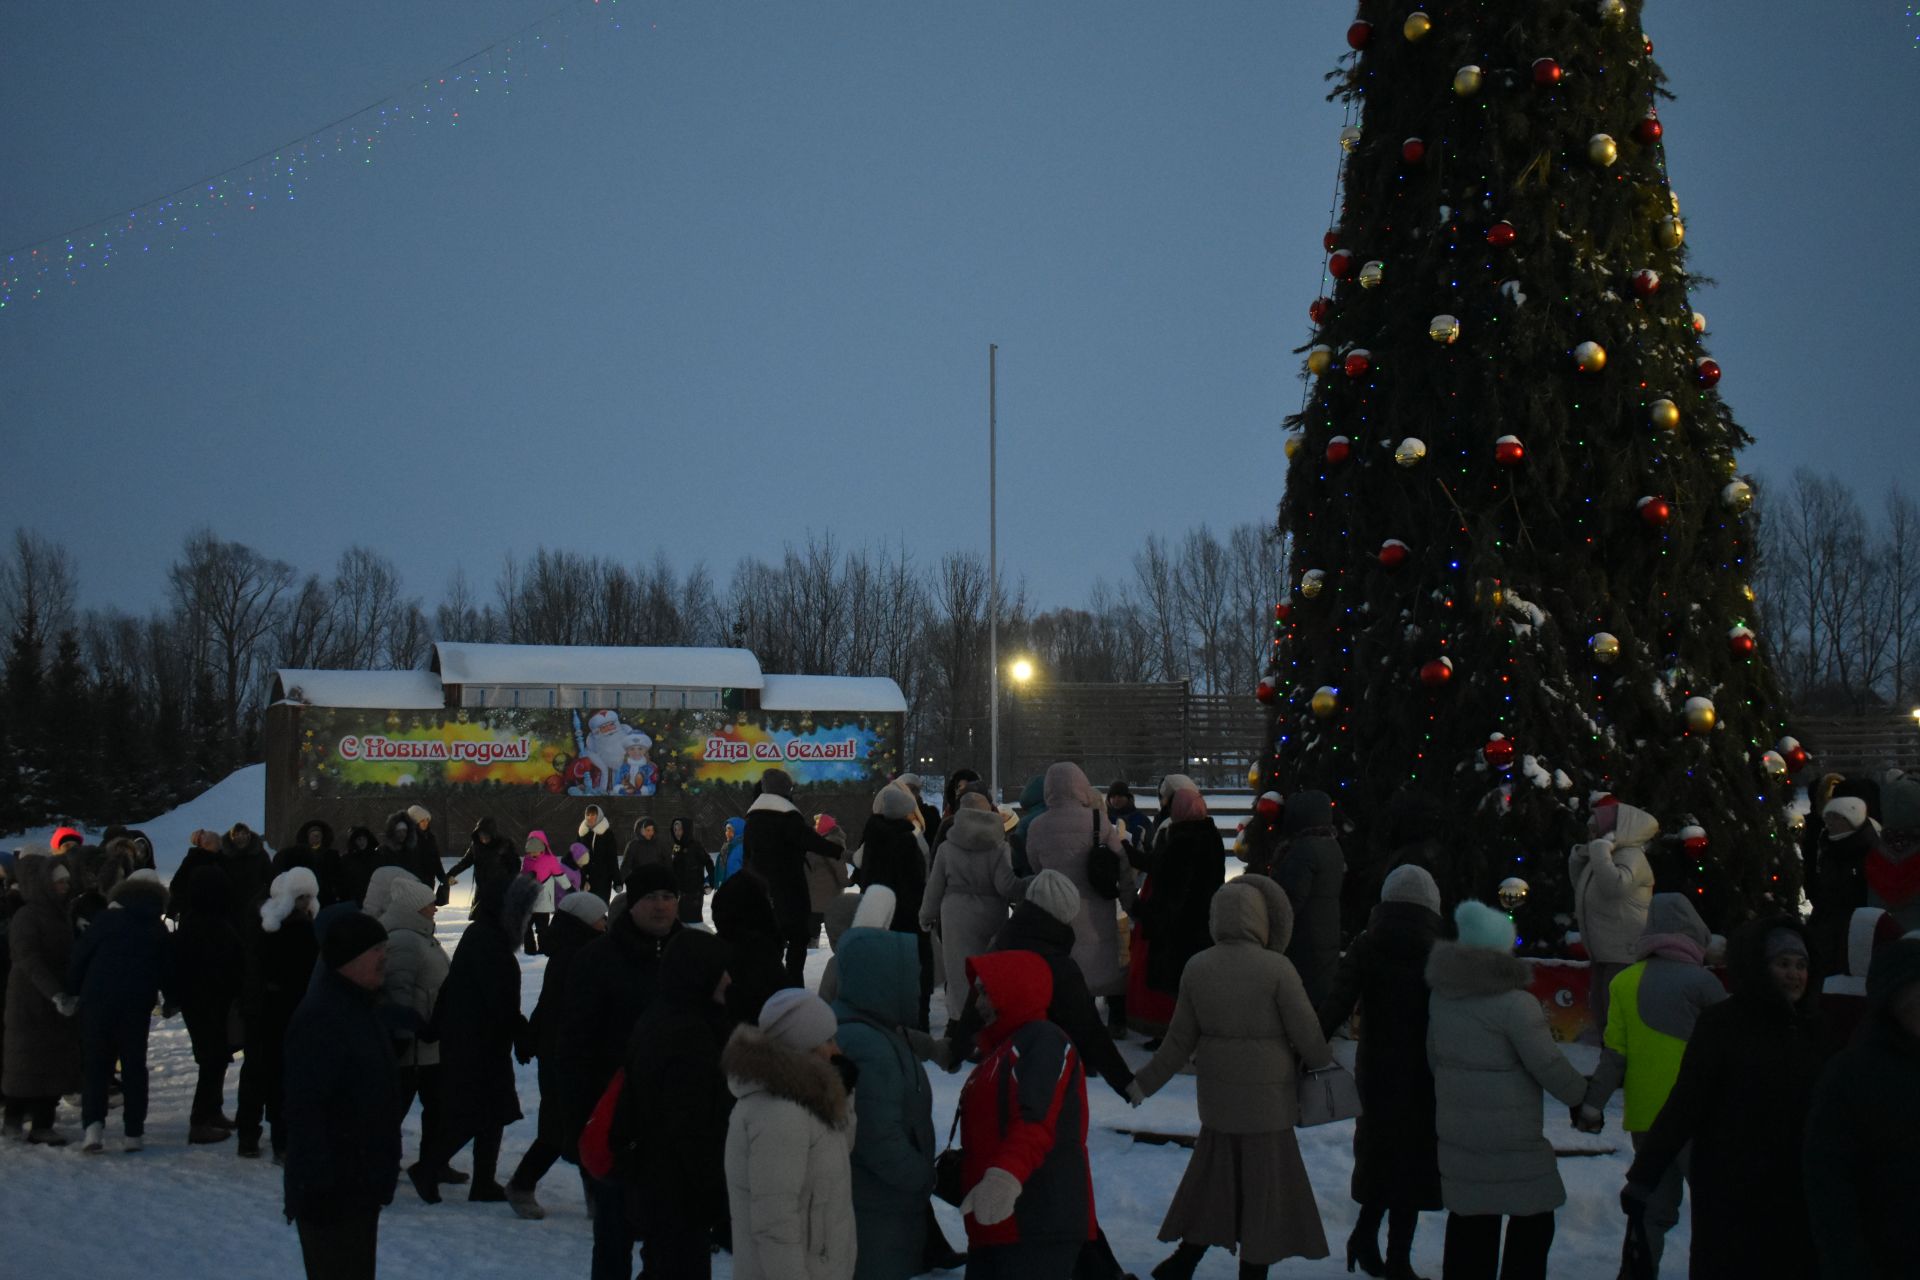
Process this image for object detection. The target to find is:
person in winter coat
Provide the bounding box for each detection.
[611,929,737,1278]
[1427,900,1589,1280]
[807,813,851,940]
[1580,893,1727,1273]
[98,825,158,874]
[955,950,1094,1280]
[1238,794,1287,880]
[1273,789,1345,1009]
[712,869,800,1024]
[448,817,517,904]
[274,821,347,907]
[1316,864,1447,1279]
[1624,917,1830,1280]
[2,855,79,1143]
[520,831,568,955]
[1025,762,1129,1010]
[621,816,667,884]
[1104,780,1152,849]
[921,792,1024,1014]
[831,920,937,1280]
[723,988,859,1280]
[237,868,320,1163]
[1570,797,1659,1034]
[372,810,423,888]
[571,805,615,901]
[504,890,608,1220]
[69,868,173,1154]
[855,786,934,1029]
[1804,779,1878,978]
[1865,771,1920,931]
[172,823,274,927]
[1009,775,1048,877]
[745,768,847,984]
[406,804,451,900]
[716,817,746,887]
[1136,788,1225,1000]
[339,825,381,908]
[379,876,452,1180]
[67,840,138,934]
[283,913,400,1280]
[670,818,714,925]
[1129,875,1333,1279]
[817,886,897,1009]
[1802,937,1920,1279]
[175,862,247,1143]
[410,872,538,1207]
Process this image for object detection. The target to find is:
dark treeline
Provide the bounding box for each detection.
[0,523,1286,832]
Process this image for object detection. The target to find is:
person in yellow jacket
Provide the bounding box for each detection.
[1580,893,1725,1273]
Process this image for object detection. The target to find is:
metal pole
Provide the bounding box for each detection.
[988,343,1000,801]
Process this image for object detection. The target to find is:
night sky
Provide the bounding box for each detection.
[5,1,1915,614]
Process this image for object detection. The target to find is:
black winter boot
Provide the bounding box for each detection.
[1150,1243,1207,1280]
[1237,1264,1268,1280]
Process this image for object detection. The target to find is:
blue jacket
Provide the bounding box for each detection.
[69,877,174,1019]
[282,968,401,1224]
[831,927,936,1212]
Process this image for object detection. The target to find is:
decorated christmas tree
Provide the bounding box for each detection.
[1262,0,1804,946]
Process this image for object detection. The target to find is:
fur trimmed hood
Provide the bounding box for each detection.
[747,793,799,817]
[723,1023,850,1128]
[1426,938,1532,997]
[581,812,611,838]
[945,806,1008,853]
[107,869,167,913]
[1209,873,1293,953]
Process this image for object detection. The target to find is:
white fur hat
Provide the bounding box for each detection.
[261,867,320,933]
[558,892,609,927]
[757,988,838,1051]
[406,804,432,825]
[851,884,897,931]
[1381,865,1442,916]
[1823,796,1869,835]
[1026,869,1080,925]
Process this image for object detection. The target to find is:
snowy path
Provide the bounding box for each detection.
[0,894,1680,1278]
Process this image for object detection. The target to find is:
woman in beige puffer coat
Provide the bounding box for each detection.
[920,794,1024,1013]
[379,875,451,1174]
[1024,762,1128,999]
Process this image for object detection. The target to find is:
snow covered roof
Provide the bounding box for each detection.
[431,642,764,691]
[760,674,908,714]
[272,669,446,710]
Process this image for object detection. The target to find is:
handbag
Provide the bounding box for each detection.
[1296,1062,1363,1127]
[1087,812,1123,900]
[933,1109,965,1205]
[1617,1204,1657,1280]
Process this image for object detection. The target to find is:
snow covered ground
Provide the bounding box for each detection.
[0,878,1675,1279]
[6,763,268,880]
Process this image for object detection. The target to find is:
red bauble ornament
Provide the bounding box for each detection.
[1695,357,1722,387]
[1787,745,1811,773]
[1343,348,1372,378]
[1323,229,1341,253]
[1379,539,1411,570]
[1256,677,1278,705]
[1309,296,1332,324]
[1728,626,1757,658]
[1254,793,1283,820]
[1329,249,1357,279]
[1486,221,1518,248]
[1637,496,1673,528]
[1644,32,1655,55]
[1419,657,1454,688]
[1633,113,1663,144]
[1493,435,1526,466]
[1274,601,1292,623]
[1631,268,1661,298]
[1483,734,1516,769]
[1531,57,1563,85]
[1325,435,1352,465]
[1401,137,1426,164]
[1680,824,1709,855]
[1347,20,1374,49]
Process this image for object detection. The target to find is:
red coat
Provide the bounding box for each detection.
[958,951,1095,1249]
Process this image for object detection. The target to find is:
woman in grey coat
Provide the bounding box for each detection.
[919,793,1023,1013]
[1129,875,1334,1280]
[1025,762,1129,1001]
[1426,901,1588,1280]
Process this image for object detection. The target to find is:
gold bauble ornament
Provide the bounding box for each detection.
[1722,480,1755,512]
[1649,398,1681,431]
[1598,0,1629,24]
[1307,344,1334,375]
[1658,216,1686,249]
[1741,582,1757,604]
[1588,133,1619,166]
[1339,124,1363,153]
[1404,11,1433,41]
[1394,437,1428,468]
[1684,696,1717,734]
[1590,632,1622,664]
[1300,569,1326,599]
[1573,340,1608,373]
[1428,314,1462,344]
[1310,687,1340,719]
[1284,435,1303,460]
[1669,190,1682,215]
[1246,763,1262,789]
[1760,750,1789,778]
[1358,260,1386,289]
[1454,65,1484,96]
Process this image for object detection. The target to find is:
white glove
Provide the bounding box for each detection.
[53,995,79,1017]
[1126,1081,1147,1108]
[959,1167,1022,1226]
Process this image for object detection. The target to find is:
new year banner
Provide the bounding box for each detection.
[297,706,900,797]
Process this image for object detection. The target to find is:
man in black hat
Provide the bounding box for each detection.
[283,912,400,1279]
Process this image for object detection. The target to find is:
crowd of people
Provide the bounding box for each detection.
[2,767,1917,1280]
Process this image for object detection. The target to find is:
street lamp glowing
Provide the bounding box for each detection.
[1011,658,1035,684]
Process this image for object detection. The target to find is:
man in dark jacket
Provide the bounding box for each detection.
[1274,789,1345,1008]
[1803,938,1920,1279]
[283,913,400,1279]
[447,817,517,903]
[273,820,347,907]
[69,870,174,1152]
[710,869,796,1025]
[743,768,845,984]
[172,823,273,925]
[338,826,380,908]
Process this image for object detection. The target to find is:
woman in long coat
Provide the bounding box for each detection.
[919,792,1023,1014]
[1130,875,1334,1280]
[669,818,713,925]
[1317,865,1446,1277]
[1024,762,1128,1003]
[3,856,80,1142]
[1137,788,1225,998]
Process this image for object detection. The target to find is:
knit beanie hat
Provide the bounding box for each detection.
[322,913,388,970]
[1454,900,1517,952]
[1381,864,1442,916]
[1158,774,1197,806]
[1107,779,1134,799]
[625,860,677,898]
[362,864,409,919]
[759,768,794,799]
[524,834,548,855]
[1764,927,1809,961]
[1027,869,1081,925]
[850,884,897,931]
[876,786,917,820]
[122,867,163,890]
[895,772,925,794]
[557,892,609,927]
[757,988,838,1051]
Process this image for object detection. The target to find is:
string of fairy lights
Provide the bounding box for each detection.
[0,0,635,315]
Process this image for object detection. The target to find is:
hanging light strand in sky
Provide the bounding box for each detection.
[0,0,634,315]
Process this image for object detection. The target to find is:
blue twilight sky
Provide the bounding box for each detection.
[3,1,1916,616]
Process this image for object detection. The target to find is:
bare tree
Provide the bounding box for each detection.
[0,527,78,659]
[167,530,296,745]
[1176,526,1235,694]
[1132,534,1183,681]
[1885,488,1920,705]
